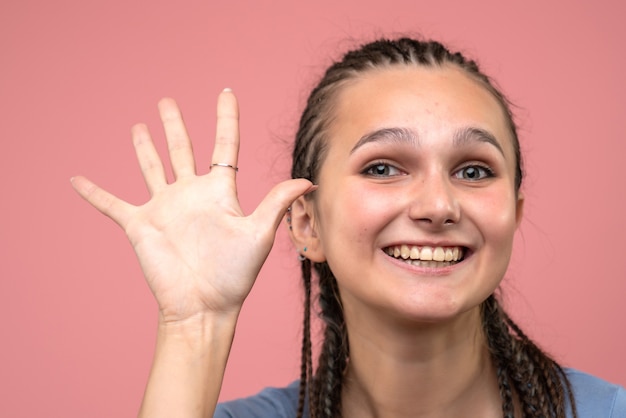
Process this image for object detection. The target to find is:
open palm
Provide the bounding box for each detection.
[72,91,313,323]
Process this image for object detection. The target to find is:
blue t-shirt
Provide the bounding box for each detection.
[215,369,626,417]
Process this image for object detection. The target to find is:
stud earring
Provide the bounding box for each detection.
[298,247,308,261]
[286,207,292,230]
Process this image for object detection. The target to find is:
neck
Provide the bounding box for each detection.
[340,304,502,418]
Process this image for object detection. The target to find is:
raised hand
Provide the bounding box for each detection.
[72,90,313,324]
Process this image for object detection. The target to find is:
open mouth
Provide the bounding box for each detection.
[384,245,466,268]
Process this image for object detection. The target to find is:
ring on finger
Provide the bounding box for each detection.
[211,163,239,172]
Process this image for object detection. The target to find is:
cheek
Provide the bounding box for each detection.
[318,181,395,246]
[466,187,519,246]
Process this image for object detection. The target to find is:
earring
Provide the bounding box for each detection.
[286,207,292,230]
[298,247,307,261]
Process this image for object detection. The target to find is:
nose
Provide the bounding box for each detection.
[408,174,461,228]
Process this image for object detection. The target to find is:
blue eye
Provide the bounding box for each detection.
[454,165,494,180]
[364,163,403,177]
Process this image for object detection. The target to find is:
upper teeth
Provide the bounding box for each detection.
[385,245,464,262]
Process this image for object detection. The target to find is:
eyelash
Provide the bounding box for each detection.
[362,161,404,177]
[453,164,495,181]
[362,161,495,180]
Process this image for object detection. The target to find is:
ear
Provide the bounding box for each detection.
[288,195,326,262]
[515,192,525,229]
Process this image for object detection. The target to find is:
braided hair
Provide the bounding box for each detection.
[291,37,576,418]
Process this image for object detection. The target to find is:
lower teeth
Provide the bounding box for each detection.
[400,259,457,267]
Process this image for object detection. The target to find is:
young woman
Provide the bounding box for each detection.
[72,38,625,417]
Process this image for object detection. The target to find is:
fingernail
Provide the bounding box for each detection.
[305,184,318,194]
[223,87,233,92]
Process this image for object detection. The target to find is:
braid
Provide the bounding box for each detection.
[296,259,347,418]
[296,259,314,418]
[483,295,579,418]
[310,262,347,418]
[484,297,516,417]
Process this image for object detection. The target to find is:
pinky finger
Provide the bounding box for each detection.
[71,176,136,229]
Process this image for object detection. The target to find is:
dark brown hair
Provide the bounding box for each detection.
[291,37,576,418]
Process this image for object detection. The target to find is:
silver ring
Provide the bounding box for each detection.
[211,163,238,172]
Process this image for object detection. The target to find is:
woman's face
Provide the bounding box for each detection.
[308,65,523,323]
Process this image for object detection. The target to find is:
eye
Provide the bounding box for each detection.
[363,162,404,177]
[454,164,494,181]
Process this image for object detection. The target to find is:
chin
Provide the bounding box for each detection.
[385,293,486,327]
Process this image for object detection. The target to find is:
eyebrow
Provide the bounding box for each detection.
[350,127,418,154]
[453,127,505,157]
[350,126,505,157]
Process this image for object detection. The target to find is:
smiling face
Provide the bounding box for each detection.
[302,65,523,323]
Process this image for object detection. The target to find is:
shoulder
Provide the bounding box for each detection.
[565,368,626,417]
[213,371,626,417]
[214,381,304,418]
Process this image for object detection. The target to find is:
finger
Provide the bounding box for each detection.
[210,89,240,179]
[158,98,196,179]
[251,179,316,233]
[71,176,136,229]
[132,123,167,195]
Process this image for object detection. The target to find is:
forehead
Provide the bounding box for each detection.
[328,65,514,158]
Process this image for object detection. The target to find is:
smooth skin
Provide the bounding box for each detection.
[289,66,524,418]
[72,90,314,417]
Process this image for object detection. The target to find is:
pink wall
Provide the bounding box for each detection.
[2,0,624,416]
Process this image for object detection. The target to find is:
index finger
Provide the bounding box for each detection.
[210,88,240,177]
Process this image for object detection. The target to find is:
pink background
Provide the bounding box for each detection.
[2,0,625,416]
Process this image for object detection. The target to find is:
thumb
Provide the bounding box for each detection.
[251,179,316,233]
